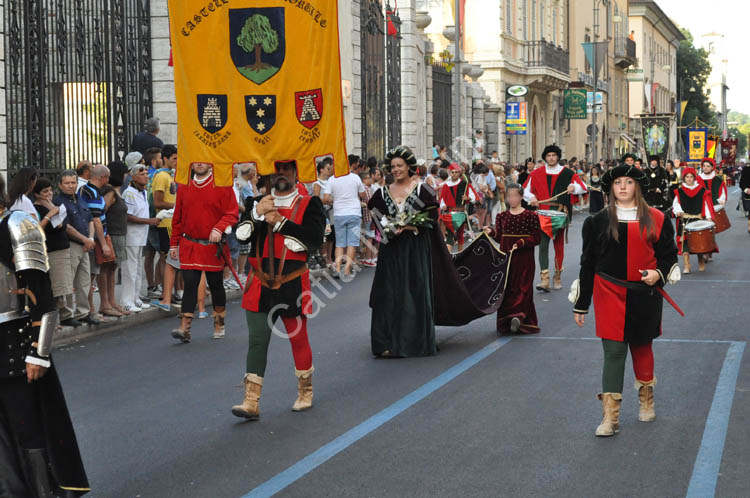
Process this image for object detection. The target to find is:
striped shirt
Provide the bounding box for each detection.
[80,182,107,235]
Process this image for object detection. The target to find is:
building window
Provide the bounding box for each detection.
[540,1,545,40]
[506,0,512,34]
[584,33,591,73]
[522,0,528,40]
[531,0,536,41]
[552,5,557,45]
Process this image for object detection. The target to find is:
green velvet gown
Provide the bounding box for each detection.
[368,184,438,357]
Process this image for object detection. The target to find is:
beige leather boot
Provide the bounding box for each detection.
[595,392,623,437]
[682,253,691,274]
[635,378,656,422]
[698,254,706,272]
[232,374,263,420]
[536,269,551,292]
[553,268,563,290]
[212,307,226,339]
[171,313,193,343]
[292,367,314,412]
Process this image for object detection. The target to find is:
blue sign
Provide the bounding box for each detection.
[505,102,527,135]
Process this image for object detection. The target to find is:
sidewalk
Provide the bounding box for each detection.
[54,268,332,347]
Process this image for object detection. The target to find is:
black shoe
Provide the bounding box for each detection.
[61,318,83,328]
[80,314,101,326]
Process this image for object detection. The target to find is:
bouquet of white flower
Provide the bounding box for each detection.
[379,208,434,239]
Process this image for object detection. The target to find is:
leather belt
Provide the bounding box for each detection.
[251,265,308,290]
[597,271,684,317]
[183,234,213,245]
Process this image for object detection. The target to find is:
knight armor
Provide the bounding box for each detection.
[7,210,49,272]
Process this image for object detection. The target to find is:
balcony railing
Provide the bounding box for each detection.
[614,36,636,60]
[525,40,569,75]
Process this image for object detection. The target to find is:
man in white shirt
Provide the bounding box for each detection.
[122,164,159,312]
[323,155,366,277]
[523,144,587,291]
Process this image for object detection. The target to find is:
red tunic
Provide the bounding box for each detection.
[170,174,238,271]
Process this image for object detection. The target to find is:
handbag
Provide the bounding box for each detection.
[94,235,116,264]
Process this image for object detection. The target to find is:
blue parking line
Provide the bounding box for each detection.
[242,337,512,498]
[686,341,746,498]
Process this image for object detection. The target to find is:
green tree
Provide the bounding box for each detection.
[729,125,748,158]
[237,15,279,71]
[676,29,716,128]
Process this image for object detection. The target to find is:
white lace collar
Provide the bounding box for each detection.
[272,188,299,208]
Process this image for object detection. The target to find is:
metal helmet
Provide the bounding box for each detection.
[7,210,49,273]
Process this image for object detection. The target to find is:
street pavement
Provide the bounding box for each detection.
[54,191,750,498]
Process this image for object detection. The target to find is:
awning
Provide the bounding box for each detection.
[620,133,637,146]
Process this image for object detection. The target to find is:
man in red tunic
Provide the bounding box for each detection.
[439,163,478,252]
[169,162,238,342]
[231,161,326,420]
[523,145,587,291]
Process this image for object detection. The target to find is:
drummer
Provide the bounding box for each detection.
[439,163,479,252]
[672,167,716,273]
[698,158,728,262]
[523,144,587,291]
[698,158,728,206]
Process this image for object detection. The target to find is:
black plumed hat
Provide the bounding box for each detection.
[621,153,636,163]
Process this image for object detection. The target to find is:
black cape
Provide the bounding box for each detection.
[367,184,510,356]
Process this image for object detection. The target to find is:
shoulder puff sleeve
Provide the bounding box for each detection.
[573,215,598,314]
[235,195,262,244]
[654,214,679,286]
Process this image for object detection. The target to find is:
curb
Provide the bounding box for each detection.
[54,289,244,348]
[53,268,333,348]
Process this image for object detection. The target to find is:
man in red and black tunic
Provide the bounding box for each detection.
[439,163,478,252]
[231,161,326,420]
[523,145,587,291]
[169,162,238,342]
[698,158,728,206]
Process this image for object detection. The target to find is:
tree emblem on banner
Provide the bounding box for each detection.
[230,8,286,85]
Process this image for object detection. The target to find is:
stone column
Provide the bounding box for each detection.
[350,0,362,156]
[151,0,177,146]
[338,0,360,157]
[398,0,419,155]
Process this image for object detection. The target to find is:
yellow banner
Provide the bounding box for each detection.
[169,0,349,186]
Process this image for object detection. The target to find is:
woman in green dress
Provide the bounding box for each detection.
[368,146,439,357]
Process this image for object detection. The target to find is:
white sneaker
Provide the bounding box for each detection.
[123,305,142,313]
[135,300,152,310]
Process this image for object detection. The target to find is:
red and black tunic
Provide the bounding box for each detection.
[238,194,326,318]
[673,185,717,255]
[574,208,678,343]
[700,174,728,205]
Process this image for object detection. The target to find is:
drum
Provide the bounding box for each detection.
[713,205,731,233]
[684,220,717,254]
[537,210,568,239]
